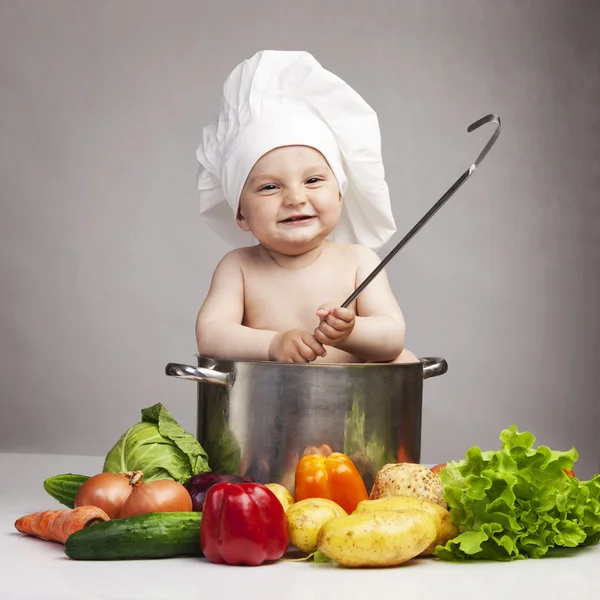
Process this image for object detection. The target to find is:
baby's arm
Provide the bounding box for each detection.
[315,247,406,362]
[196,252,277,361]
[197,251,325,362]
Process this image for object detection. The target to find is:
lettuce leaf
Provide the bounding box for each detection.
[103,403,210,483]
[435,425,600,561]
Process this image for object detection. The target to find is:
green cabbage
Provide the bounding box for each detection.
[103,403,210,483]
[436,425,600,561]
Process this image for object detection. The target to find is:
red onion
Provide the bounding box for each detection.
[184,472,253,512]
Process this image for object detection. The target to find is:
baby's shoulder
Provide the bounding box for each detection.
[217,246,260,274]
[216,245,260,267]
[328,242,380,267]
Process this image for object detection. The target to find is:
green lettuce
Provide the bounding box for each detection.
[103,403,210,483]
[436,425,600,561]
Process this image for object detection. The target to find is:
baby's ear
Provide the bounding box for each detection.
[236,207,251,232]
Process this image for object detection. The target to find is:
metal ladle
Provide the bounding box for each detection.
[341,113,502,308]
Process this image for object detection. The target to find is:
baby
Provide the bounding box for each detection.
[194,51,417,365]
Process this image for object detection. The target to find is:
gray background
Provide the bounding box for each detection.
[1,0,599,477]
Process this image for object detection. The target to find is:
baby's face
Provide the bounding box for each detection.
[237,146,342,254]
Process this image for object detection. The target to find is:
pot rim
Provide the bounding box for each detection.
[193,353,434,368]
[166,356,447,386]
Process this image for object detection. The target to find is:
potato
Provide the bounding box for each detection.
[317,509,437,567]
[265,483,295,513]
[370,463,447,508]
[354,496,459,555]
[286,498,347,554]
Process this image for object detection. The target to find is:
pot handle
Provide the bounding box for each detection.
[165,363,232,387]
[420,357,448,380]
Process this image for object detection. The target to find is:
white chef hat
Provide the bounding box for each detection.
[196,50,397,250]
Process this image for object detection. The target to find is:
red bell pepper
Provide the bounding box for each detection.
[200,482,289,566]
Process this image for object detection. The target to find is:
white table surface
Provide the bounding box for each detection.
[1,452,597,600]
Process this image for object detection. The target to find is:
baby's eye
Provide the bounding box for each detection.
[258,184,279,192]
[305,177,323,185]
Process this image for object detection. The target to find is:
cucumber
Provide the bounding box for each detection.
[43,474,90,508]
[64,512,203,560]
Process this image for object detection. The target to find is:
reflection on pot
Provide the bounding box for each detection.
[203,387,242,475]
[343,396,396,492]
[302,444,333,458]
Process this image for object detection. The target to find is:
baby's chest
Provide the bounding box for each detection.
[242,268,356,331]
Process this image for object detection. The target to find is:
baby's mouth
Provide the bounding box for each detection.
[279,215,315,224]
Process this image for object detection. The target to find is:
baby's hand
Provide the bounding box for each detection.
[314,303,356,347]
[269,329,327,363]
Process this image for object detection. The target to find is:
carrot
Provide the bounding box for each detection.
[14,506,110,544]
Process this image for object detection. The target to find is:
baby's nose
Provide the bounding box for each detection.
[283,186,307,206]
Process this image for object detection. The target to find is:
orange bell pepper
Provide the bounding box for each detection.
[294,451,368,514]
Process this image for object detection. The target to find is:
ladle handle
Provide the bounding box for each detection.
[341,114,501,309]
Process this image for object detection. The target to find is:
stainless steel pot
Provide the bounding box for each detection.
[165,356,447,491]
